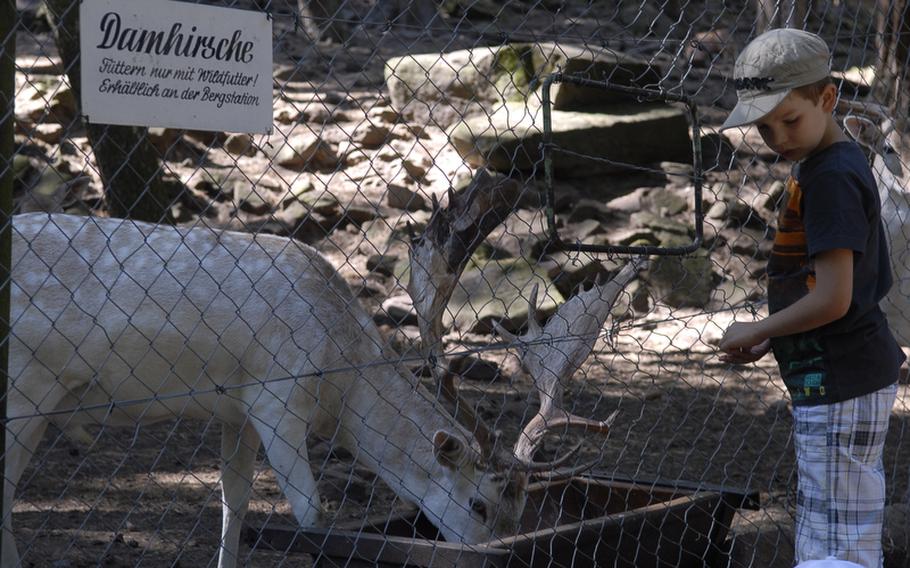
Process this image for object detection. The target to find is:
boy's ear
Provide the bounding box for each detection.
[821,83,838,112]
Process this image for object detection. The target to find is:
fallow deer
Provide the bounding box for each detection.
[5,170,642,567]
[839,99,909,345]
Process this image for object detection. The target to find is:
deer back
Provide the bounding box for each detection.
[12,213,382,426]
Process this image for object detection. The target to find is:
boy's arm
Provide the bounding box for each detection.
[719,248,854,355]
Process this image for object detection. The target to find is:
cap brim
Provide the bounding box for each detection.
[720,90,790,131]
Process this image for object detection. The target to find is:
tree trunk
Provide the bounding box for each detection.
[363,0,439,31]
[45,0,174,223]
[756,0,808,32]
[298,0,347,42]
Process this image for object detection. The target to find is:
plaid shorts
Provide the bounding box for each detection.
[792,382,897,567]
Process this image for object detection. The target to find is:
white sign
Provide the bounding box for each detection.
[80,0,272,133]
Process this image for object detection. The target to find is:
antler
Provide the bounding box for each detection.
[407,170,521,459]
[838,99,904,177]
[495,258,645,474]
[836,98,891,120]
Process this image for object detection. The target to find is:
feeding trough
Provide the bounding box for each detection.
[245,473,759,567]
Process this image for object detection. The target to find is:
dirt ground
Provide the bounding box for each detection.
[9,0,910,566]
[13,311,910,566]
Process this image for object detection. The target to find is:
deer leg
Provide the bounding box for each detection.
[252,417,323,527]
[218,420,261,568]
[3,367,72,568]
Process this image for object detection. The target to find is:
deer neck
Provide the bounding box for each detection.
[342,369,469,503]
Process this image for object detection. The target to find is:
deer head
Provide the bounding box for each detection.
[406,169,643,484]
[839,99,905,178]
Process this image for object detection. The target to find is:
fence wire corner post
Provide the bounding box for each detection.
[0,0,14,561]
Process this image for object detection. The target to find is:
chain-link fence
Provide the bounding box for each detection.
[2,0,909,566]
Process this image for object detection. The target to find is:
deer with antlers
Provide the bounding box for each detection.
[5,170,642,567]
[838,99,909,345]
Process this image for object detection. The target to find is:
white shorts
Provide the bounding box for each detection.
[792,382,897,567]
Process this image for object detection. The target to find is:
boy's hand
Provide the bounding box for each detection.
[719,322,771,363]
[719,338,771,364]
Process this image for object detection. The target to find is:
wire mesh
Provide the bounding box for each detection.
[4,0,910,566]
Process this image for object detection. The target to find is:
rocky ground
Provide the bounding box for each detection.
[9,0,910,566]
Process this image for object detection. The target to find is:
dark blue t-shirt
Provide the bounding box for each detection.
[767,141,903,405]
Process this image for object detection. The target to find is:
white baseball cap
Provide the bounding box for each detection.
[721,28,831,131]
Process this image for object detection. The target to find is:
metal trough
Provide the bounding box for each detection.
[245,474,759,567]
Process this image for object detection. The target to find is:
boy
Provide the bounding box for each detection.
[718,29,903,567]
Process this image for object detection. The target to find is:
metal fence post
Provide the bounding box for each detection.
[0,0,16,561]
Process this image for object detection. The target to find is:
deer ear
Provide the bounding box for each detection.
[843,115,878,152]
[433,430,468,470]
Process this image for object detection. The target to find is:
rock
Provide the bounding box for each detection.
[723,125,779,160]
[386,182,426,211]
[385,45,532,128]
[274,106,297,124]
[282,211,331,243]
[660,161,695,187]
[647,232,713,308]
[341,205,380,227]
[284,192,340,217]
[16,165,78,214]
[351,121,391,149]
[401,157,430,181]
[233,184,274,215]
[224,133,257,156]
[147,127,183,155]
[568,199,612,223]
[683,29,731,68]
[448,355,501,381]
[274,133,339,170]
[545,253,614,297]
[367,107,399,123]
[386,42,661,128]
[705,187,768,229]
[185,130,226,146]
[12,154,39,194]
[645,188,688,216]
[711,278,762,307]
[700,130,736,171]
[33,122,64,144]
[605,187,649,213]
[725,227,773,259]
[630,211,690,235]
[604,226,660,247]
[336,141,370,166]
[447,260,563,333]
[352,279,386,299]
[448,102,692,176]
[764,180,787,210]
[282,177,316,207]
[527,42,662,110]
[379,295,418,326]
[47,82,76,123]
[564,219,604,241]
[367,254,399,277]
[391,123,430,140]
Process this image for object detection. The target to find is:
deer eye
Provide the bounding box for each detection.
[469,498,487,521]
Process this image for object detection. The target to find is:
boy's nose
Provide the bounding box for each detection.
[766,130,787,148]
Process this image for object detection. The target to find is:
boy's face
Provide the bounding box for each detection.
[753,85,839,162]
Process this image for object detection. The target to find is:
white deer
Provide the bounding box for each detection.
[5,171,642,567]
[839,100,910,346]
